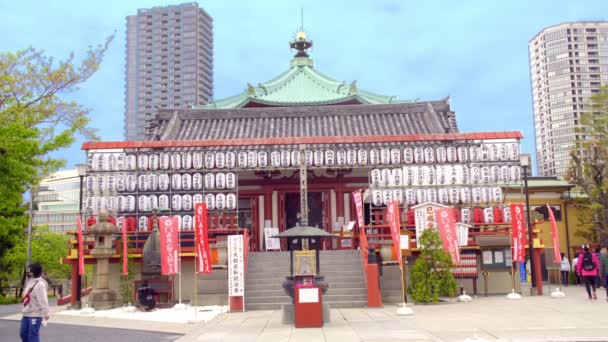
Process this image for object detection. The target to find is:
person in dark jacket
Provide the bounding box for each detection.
[137,281,156,311]
[577,245,601,300]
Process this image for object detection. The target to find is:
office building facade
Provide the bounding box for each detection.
[33,169,81,232]
[124,2,213,140]
[529,22,608,177]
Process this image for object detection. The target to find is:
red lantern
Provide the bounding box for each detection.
[473,208,485,224]
[493,207,504,223]
[452,207,461,223]
[126,216,137,232]
[407,209,415,226]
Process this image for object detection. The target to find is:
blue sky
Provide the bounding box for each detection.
[2,0,608,174]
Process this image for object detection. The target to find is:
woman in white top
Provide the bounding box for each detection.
[560,252,570,286]
[572,255,580,285]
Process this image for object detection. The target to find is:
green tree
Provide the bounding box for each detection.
[567,84,608,245]
[408,228,458,303]
[0,37,112,277]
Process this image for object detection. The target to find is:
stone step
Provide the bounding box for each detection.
[246,295,292,304]
[246,270,363,279]
[246,287,367,298]
[245,300,367,311]
[245,280,367,291]
[246,275,365,285]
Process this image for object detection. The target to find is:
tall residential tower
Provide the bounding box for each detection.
[529,22,608,177]
[124,2,213,141]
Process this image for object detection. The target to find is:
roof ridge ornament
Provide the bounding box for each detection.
[349,80,358,94]
[290,31,313,59]
[247,83,256,96]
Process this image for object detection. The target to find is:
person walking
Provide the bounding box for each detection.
[559,252,570,287]
[20,263,50,341]
[572,254,580,285]
[577,245,601,300]
[594,247,603,289]
[601,248,608,301]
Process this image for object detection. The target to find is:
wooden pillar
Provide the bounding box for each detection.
[70,261,78,305]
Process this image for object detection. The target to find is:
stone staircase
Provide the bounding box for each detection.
[245,250,368,310]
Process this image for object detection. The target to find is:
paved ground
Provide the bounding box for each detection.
[2,285,608,341]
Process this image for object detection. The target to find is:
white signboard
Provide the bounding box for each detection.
[264,227,281,251]
[228,235,245,296]
[413,202,447,247]
[298,288,319,303]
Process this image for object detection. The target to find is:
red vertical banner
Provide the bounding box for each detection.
[195,202,212,274]
[159,216,179,275]
[76,216,85,276]
[352,190,365,230]
[387,201,403,270]
[510,204,525,262]
[435,208,460,264]
[547,204,562,263]
[121,217,128,275]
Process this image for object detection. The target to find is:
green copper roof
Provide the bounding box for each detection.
[195,57,408,109]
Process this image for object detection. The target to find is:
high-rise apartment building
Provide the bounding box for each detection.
[125,2,213,141]
[529,22,608,177]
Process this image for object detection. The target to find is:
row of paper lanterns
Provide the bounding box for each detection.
[85,172,237,193]
[85,193,237,212]
[88,143,520,171]
[405,206,513,225]
[118,215,196,231]
[371,187,504,206]
[370,165,521,187]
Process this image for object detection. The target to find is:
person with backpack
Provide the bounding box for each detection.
[20,263,50,341]
[577,245,601,300]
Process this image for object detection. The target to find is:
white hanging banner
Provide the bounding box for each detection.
[228,235,245,296]
[264,227,281,251]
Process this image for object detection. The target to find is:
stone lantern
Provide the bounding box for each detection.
[89,211,120,310]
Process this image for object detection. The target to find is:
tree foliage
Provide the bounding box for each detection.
[567,84,608,245]
[408,228,458,303]
[0,37,113,278]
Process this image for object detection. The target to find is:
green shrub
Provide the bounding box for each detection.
[408,228,458,304]
[0,296,22,305]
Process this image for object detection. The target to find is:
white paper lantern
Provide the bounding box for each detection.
[446,146,458,163]
[182,215,193,230]
[182,194,192,211]
[479,144,490,161]
[159,153,170,170]
[204,152,215,169]
[489,144,500,162]
[115,153,126,171]
[313,150,324,166]
[125,155,137,171]
[372,190,383,206]
[347,149,357,166]
[126,195,136,212]
[325,150,335,166]
[405,189,416,205]
[414,147,424,164]
[117,196,126,212]
[382,190,392,205]
[403,167,414,186]
[107,154,116,171]
[392,189,403,205]
[135,175,146,192]
[172,194,182,211]
[258,151,268,167]
[305,150,313,166]
[225,152,236,168]
[171,174,182,191]
[481,166,491,184]
[226,193,237,210]
[392,168,403,186]
[390,148,401,165]
[89,154,98,171]
[85,196,95,212]
[380,148,391,165]
[149,154,159,170]
[215,173,226,189]
[248,151,258,168]
[139,195,150,212]
[416,189,427,204]
[424,147,435,163]
[472,188,482,204]
[106,175,116,193]
[158,195,169,210]
[414,166,425,186]
[137,154,148,171]
[369,149,380,165]
[237,152,247,168]
[500,166,510,182]
[357,149,368,165]
[97,175,107,193]
[270,151,281,167]
[426,188,437,203]
[508,143,520,161]
[461,208,472,224]
[448,188,460,204]
[403,147,414,164]
[148,195,158,210]
[215,152,226,169]
[215,193,226,210]
[181,153,192,169]
[193,194,203,205]
[510,166,522,182]
[460,188,472,204]
[483,207,494,223]
[460,165,470,185]
[470,166,482,184]
[381,169,391,187]
[182,173,192,191]
[428,166,437,185]
[281,150,291,167]
[87,175,96,193]
[490,166,500,183]
[336,150,347,166]
[138,216,148,231]
[371,169,381,187]
[438,188,449,205]
[158,174,170,191]
[148,174,158,191]
[498,144,509,161]
[436,146,447,163]
[204,173,215,190]
[226,172,236,189]
[436,165,449,185]
[481,187,491,204]
[291,150,300,167]
[503,206,512,223]
[193,152,204,169]
[469,146,480,162]
[170,153,181,170]
[457,146,468,163]
[125,175,136,192]
[101,154,110,171]
[448,165,459,185]
[492,187,503,203]
[106,196,117,213]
